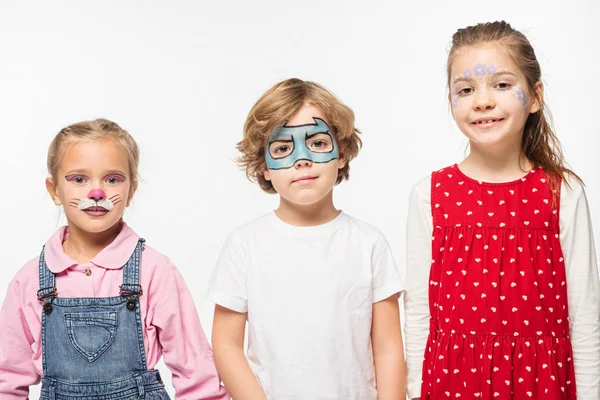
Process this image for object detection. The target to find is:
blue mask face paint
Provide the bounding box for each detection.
[265,117,339,170]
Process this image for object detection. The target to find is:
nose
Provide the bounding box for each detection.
[88,189,106,202]
[473,88,495,111]
[294,159,313,169]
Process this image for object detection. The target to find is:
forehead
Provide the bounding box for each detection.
[450,44,518,76]
[287,103,327,126]
[59,139,130,170]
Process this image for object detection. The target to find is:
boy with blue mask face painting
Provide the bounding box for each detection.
[206,78,406,400]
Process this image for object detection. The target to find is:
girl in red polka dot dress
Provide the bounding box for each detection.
[404,21,600,400]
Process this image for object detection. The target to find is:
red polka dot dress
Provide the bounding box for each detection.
[421,164,577,399]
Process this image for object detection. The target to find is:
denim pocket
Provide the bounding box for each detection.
[64,311,118,362]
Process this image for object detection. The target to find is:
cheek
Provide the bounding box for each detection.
[266,169,291,187]
[497,88,529,114]
[58,184,83,200]
[452,100,470,121]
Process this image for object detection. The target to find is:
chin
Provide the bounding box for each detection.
[68,216,123,234]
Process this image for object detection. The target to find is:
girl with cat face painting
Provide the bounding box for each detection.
[0,119,228,400]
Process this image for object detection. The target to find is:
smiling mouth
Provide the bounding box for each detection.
[472,118,505,126]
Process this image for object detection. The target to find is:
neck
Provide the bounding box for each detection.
[460,141,533,182]
[275,190,340,226]
[63,221,123,264]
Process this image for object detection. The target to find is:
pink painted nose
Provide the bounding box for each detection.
[87,189,106,201]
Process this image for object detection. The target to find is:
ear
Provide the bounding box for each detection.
[126,181,138,207]
[45,178,62,206]
[529,81,544,114]
[263,168,271,182]
[337,154,347,169]
[260,160,272,181]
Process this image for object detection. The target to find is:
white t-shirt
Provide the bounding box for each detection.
[206,211,405,400]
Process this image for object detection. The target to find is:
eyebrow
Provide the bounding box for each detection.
[306,131,331,139]
[63,169,128,176]
[451,70,519,87]
[268,138,294,145]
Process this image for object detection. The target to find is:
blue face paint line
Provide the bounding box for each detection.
[265,117,339,170]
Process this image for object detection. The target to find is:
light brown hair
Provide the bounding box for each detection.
[47,118,140,189]
[237,78,362,193]
[448,21,581,193]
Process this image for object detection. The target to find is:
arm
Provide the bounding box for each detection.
[212,305,267,400]
[404,180,433,400]
[0,279,40,399]
[372,295,406,400]
[560,178,600,398]
[152,265,229,400]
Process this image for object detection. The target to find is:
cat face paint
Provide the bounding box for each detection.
[77,197,115,211]
[265,117,339,170]
[68,188,123,217]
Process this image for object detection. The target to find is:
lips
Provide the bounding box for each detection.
[82,206,109,216]
[471,117,505,127]
[471,117,504,125]
[292,175,318,184]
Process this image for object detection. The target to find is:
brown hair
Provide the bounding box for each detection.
[447,21,582,193]
[237,78,362,193]
[47,119,140,188]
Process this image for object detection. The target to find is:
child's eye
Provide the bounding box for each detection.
[274,145,290,154]
[458,87,474,96]
[269,141,294,159]
[306,134,333,152]
[65,174,88,184]
[105,175,126,184]
[495,82,512,90]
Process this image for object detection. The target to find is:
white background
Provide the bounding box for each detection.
[1,0,598,398]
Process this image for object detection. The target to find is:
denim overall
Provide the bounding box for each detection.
[37,239,170,400]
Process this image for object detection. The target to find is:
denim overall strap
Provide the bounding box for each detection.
[38,246,57,374]
[120,238,148,368]
[37,246,57,302]
[120,238,144,296]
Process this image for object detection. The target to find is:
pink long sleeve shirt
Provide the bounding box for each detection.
[0,223,228,400]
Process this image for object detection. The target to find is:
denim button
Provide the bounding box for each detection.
[43,303,53,315]
[126,300,137,311]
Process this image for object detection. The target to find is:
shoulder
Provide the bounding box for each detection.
[9,255,43,295]
[410,175,432,203]
[341,213,388,246]
[139,244,179,283]
[229,212,274,239]
[560,173,586,204]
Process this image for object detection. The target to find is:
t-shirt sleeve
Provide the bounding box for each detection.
[371,230,405,303]
[205,230,249,313]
